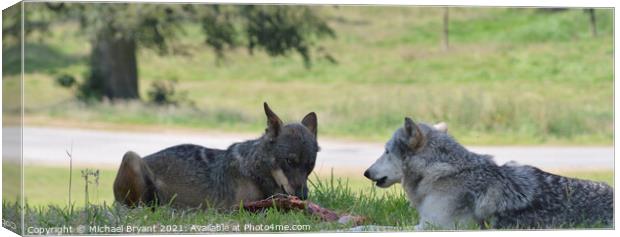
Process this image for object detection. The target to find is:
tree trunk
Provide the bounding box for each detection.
[586,9,597,37]
[90,34,139,100]
[442,7,449,50]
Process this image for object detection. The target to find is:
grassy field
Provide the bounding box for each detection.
[9,165,613,207]
[5,174,414,234]
[2,7,613,145]
[1,165,613,233]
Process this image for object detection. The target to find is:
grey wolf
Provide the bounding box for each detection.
[113,103,319,209]
[364,118,613,229]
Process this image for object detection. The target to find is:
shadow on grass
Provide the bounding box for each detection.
[2,42,85,75]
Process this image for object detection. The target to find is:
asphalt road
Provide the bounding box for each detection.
[4,127,614,174]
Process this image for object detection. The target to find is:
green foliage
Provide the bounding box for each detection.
[2,3,22,46]
[51,70,104,102]
[2,3,56,46]
[147,79,192,106]
[50,3,186,54]
[242,6,335,67]
[37,3,334,64]
[197,5,336,67]
[55,74,76,88]
[80,169,100,206]
[199,5,241,58]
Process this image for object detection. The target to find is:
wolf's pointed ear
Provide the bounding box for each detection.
[301,112,317,138]
[404,117,426,150]
[264,102,283,139]
[433,122,448,133]
[404,117,416,137]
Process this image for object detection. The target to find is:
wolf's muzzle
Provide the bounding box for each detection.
[363,170,371,179]
[295,186,309,200]
[363,169,389,187]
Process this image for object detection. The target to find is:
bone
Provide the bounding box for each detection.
[271,169,294,195]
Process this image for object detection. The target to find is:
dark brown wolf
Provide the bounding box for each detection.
[113,103,319,209]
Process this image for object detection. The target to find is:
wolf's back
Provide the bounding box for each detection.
[140,144,237,207]
[493,167,613,228]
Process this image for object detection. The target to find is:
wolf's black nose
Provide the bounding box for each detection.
[296,186,309,200]
[363,170,371,179]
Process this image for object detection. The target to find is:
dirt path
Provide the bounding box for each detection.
[8,126,614,174]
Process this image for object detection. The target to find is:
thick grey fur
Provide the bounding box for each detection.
[387,118,613,229]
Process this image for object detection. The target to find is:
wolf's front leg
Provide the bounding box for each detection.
[415,194,465,230]
[414,220,430,231]
[414,216,446,231]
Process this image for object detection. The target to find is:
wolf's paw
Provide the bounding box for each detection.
[414,224,425,231]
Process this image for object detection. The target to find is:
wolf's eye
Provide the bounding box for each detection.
[385,149,390,154]
[286,159,294,166]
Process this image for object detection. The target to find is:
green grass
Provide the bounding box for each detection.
[6,6,613,145]
[8,165,414,233]
[18,165,401,207]
[2,162,21,204]
[17,165,613,207]
[2,165,613,233]
[4,178,413,234]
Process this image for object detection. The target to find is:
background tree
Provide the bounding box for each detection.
[40,3,334,101]
[3,3,54,47]
[442,7,449,50]
[585,8,597,37]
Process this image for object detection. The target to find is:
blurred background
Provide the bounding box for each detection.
[1,3,613,207]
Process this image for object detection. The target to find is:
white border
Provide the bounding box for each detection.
[0,1,618,237]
